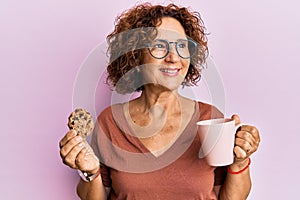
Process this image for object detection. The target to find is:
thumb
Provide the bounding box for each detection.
[231,114,241,126]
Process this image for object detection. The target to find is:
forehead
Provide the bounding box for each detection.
[156,17,187,40]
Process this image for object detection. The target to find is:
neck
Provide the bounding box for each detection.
[137,85,182,113]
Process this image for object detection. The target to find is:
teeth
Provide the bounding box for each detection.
[160,69,178,74]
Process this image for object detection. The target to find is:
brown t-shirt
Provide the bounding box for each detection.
[91,101,227,200]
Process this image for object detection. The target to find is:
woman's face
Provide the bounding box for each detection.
[139,17,190,92]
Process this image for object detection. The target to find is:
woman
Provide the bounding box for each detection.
[59,3,260,199]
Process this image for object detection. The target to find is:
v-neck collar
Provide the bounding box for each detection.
[114,101,200,158]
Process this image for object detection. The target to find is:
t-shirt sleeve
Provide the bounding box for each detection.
[198,102,224,120]
[99,164,112,187]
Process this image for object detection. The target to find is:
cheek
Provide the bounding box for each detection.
[182,60,190,73]
[140,50,153,64]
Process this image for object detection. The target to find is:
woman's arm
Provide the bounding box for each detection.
[77,176,110,200]
[218,159,251,200]
[218,114,260,200]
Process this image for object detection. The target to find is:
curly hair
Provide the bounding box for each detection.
[106,3,209,94]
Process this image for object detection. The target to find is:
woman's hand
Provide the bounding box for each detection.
[231,114,260,165]
[59,130,100,174]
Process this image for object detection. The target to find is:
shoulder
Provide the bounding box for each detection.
[97,103,122,120]
[93,103,126,141]
[98,105,113,119]
[96,103,125,129]
[196,101,224,120]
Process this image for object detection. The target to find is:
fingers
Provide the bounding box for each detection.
[236,130,255,147]
[59,130,85,169]
[234,124,260,163]
[59,131,99,172]
[235,138,252,154]
[229,115,261,164]
[240,125,261,145]
[234,145,247,159]
[59,130,77,148]
[231,114,241,126]
[62,145,86,168]
[60,131,81,157]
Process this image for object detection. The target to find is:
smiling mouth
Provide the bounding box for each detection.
[159,68,180,76]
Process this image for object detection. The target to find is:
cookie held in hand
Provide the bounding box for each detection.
[67,108,94,137]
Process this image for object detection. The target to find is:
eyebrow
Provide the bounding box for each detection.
[155,38,188,41]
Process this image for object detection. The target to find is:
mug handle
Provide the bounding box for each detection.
[235,123,247,133]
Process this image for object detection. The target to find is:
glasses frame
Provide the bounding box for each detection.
[147,39,198,59]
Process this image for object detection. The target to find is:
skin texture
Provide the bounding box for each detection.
[59,15,260,200]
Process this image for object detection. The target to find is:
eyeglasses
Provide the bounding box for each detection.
[147,39,197,59]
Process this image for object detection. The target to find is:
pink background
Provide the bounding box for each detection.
[1,0,299,199]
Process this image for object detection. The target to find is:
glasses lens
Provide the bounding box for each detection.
[176,39,197,59]
[148,40,168,59]
[148,39,197,59]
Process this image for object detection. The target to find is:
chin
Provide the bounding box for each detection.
[158,81,183,92]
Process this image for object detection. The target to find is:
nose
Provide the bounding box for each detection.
[165,43,180,62]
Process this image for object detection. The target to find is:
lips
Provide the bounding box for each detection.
[159,68,181,76]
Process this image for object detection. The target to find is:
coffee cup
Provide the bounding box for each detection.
[197,118,242,166]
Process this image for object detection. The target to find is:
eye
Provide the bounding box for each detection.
[151,39,168,50]
[152,41,168,50]
[178,43,186,48]
[154,43,165,49]
[177,41,188,49]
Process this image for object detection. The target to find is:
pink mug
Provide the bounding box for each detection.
[197,118,242,166]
